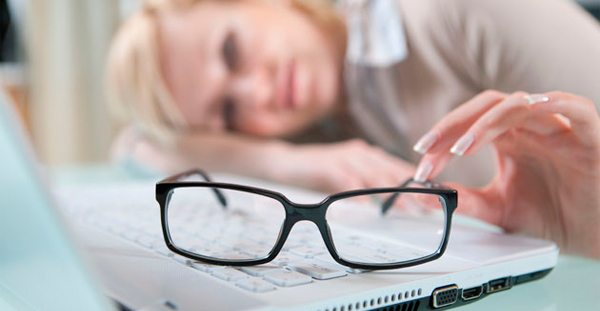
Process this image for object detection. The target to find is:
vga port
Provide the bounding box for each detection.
[432,285,458,308]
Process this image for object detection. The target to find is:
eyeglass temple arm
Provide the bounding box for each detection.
[380,178,413,215]
[380,178,447,215]
[161,169,228,208]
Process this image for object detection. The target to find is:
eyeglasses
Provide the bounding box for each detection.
[155,169,457,270]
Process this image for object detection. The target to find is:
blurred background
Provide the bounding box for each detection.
[2,0,599,166]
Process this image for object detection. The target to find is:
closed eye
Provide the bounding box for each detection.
[222,30,237,71]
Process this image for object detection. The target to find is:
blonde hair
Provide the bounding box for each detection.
[106,0,184,144]
[106,0,341,143]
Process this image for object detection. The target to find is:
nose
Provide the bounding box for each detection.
[231,66,274,111]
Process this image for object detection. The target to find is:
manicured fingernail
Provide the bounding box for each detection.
[450,133,475,156]
[414,161,433,183]
[524,94,549,105]
[413,131,438,154]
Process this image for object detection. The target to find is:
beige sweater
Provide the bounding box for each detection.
[345,0,600,187]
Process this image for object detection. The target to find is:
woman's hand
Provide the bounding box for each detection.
[413,90,600,259]
[269,139,416,194]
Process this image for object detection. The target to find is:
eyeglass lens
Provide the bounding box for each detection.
[326,191,447,265]
[166,187,286,260]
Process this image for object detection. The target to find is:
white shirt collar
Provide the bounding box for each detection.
[338,0,409,67]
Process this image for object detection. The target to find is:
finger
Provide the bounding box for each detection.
[520,113,571,135]
[412,90,507,182]
[447,91,533,157]
[413,152,453,182]
[413,90,507,155]
[531,91,600,144]
[414,92,585,182]
[451,92,600,157]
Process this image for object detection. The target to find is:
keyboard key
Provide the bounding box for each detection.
[314,256,369,274]
[191,262,226,273]
[361,240,427,259]
[177,236,209,249]
[173,255,192,265]
[155,244,174,257]
[280,241,305,251]
[235,278,277,293]
[289,245,328,258]
[211,268,249,282]
[190,244,234,256]
[209,251,253,260]
[240,265,286,277]
[264,270,313,287]
[270,252,304,266]
[287,233,320,243]
[357,251,399,264]
[385,247,429,261]
[218,237,263,249]
[287,260,347,280]
[333,245,399,263]
[193,229,223,241]
[247,233,279,244]
[239,245,275,259]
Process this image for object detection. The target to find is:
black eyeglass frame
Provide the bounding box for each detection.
[155,169,458,270]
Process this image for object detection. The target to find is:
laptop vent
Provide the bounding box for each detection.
[320,288,422,311]
[371,300,420,311]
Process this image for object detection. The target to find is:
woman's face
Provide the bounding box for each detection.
[159,0,344,137]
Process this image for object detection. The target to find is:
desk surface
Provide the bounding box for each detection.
[51,164,600,311]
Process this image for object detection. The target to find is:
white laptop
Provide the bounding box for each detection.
[0,92,558,311]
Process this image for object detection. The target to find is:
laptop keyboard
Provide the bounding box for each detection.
[56,183,420,294]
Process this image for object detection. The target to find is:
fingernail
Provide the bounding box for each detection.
[450,133,475,156]
[524,94,550,105]
[413,131,438,154]
[414,161,433,183]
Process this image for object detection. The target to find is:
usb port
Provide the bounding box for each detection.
[461,285,483,301]
[488,277,511,293]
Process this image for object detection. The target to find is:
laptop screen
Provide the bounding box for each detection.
[0,93,113,311]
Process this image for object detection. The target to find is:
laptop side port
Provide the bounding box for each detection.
[461,285,483,301]
[431,285,458,308]
[488,277,512,293]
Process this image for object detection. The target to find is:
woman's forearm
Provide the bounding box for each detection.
[170,132,292,180]
[112,127,292,180]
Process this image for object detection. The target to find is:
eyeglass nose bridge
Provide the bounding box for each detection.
[274,201,338,253]
[284,202,328,224]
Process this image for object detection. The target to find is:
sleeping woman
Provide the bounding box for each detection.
[106,0,600,258]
